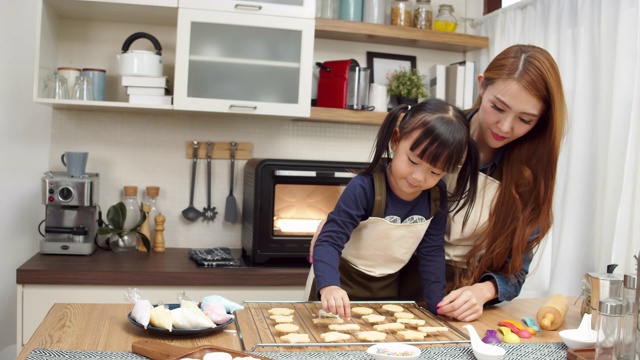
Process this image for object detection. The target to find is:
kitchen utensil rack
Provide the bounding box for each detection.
[185,141,252,159]
[234,301,470,352]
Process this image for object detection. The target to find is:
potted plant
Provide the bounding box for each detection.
[386,68,428,105]
[97,202,150,252]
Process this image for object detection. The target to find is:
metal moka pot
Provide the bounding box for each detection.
[585,264,623,328]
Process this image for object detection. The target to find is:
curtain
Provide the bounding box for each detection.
[468,0,640,297]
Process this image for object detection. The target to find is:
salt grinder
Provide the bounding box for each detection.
[595,297,626,359]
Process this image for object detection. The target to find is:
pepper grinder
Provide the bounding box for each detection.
[153,213,166,252]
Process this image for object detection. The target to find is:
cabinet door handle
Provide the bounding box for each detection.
[229,104,258,111]
[234,4,263,11]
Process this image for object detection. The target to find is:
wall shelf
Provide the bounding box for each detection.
[315,18,488,53]
[306,107,385,125]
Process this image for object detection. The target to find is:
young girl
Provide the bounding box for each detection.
[307,98,479,320]
[432,45,568,321]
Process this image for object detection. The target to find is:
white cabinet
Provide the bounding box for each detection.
[179,0,315,19]
[173,8,314,117]
[33,0,178,110]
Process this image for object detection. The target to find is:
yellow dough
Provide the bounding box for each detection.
[373,322,405,332]
[396,318,426,327]
[328,323,360,331]
[280,333,310,343]
[320,331,351,342]
[356,331,387,342]
[397,329,427,341]
[381,304,404,313]
[418,326,449,333]
[270,315,294,323]
[274,323,299,333]
[312,317,344,324]
[149,305,172,332]
[394,312,415,319]
[268,307,295,316]
[362,314,386,323]
[351,307,374,315]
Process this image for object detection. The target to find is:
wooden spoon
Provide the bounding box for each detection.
[131,339,271,360]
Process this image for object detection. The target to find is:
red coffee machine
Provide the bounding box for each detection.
[316,59,360,109]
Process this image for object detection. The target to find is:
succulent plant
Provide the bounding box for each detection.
[386,68,428,100]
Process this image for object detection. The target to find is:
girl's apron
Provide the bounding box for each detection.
[305,216,431,301]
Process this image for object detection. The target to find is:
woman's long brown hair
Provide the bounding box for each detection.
[458,44,567,287]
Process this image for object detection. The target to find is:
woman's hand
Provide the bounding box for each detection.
[319,285,351,321]
[437,281,497,322]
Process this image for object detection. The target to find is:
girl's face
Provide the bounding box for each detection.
[389,129,445,201]
[474,77,544,150]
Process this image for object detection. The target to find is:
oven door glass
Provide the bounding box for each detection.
[273,184,345,236]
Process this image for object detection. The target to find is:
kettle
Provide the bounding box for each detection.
[584,264,623,328]
[117,32,163,77]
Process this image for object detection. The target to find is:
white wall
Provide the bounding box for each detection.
[4,0,479,356]
[1,1,52,358]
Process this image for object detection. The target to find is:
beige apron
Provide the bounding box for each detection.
[304,216,431,300]
[443,171,501,267]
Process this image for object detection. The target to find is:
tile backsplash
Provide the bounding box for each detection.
[48,108,378,250]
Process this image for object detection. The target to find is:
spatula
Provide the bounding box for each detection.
[131,339,271,360]
[224,141,238,223]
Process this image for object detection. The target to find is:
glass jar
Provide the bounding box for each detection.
[143,186,161,232]
[595,298,626,359]
[390,0,412,27]
[123,186,141,231]
[413,0,432,30]
[434,4,457,33]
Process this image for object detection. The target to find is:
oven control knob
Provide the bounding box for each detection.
[58,186,74,202]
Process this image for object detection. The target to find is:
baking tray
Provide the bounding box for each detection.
[234,301,470,351]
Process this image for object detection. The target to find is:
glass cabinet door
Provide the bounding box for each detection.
[174,8,314,116]
[179,0,315,19]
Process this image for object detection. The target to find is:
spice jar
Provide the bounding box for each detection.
[434,4,458,33]
[413,0,432,30]
[390,0,412,27]
[594,298,627,359]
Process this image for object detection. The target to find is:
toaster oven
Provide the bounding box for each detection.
[241,158,367,264]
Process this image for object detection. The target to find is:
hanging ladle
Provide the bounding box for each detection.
[182,141,203,222]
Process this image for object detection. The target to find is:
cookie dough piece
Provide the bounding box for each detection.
[394,312,415,319]
[267,307,295,316]
[356,331,387,342]
[381,304,405,313]
[397,329,427,341]
[269,315,294,323]
[351,307,374,315]
[362,314,386,323]
[280,333,310,343]
[312,317,344,325]
[418,326,449,333]
[274,323,299,333]
[328,323,360,331]
[373,322,405,332]
[320,331,351,342]
[397,318,426,327]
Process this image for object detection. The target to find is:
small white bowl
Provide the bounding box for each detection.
[367,343,420,360]
[559,313,597,349]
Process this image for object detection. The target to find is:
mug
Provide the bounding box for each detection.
[61,152,88,177]
[56,67,81,90]
[369,83,389,112]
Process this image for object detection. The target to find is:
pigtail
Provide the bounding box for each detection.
[361,104,410,174]
[449,138,479,228]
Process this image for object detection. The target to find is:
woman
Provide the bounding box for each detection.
[404,44,567,321]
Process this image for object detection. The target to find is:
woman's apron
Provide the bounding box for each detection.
[305,216,431,301]
[398,172,500,299]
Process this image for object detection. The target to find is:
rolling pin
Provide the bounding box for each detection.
[536,293,569,330]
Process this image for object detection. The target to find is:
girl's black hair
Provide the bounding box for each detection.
[361,98,479,223]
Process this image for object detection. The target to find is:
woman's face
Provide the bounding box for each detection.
[474,77,544,150]
[389,129,445,201]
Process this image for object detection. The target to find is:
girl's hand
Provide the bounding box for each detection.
[437,281,497,322]
[319,285,351,321]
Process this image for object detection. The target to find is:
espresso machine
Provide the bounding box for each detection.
[40,171,99,255]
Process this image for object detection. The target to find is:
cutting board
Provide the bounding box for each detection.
[566,347,595,360]
[131,339,272,360]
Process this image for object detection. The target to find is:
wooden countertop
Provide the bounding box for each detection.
[17,297,581,360]
[16,248,310,287]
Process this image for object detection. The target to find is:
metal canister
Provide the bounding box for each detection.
[588,272,624,328]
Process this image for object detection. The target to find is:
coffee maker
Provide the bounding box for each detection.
[40,171,99,255]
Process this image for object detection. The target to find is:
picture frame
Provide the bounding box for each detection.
[366,52,417,85]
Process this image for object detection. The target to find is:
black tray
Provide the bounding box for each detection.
[128,303,234,337]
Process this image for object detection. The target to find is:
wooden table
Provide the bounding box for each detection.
[17,297,581,359]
